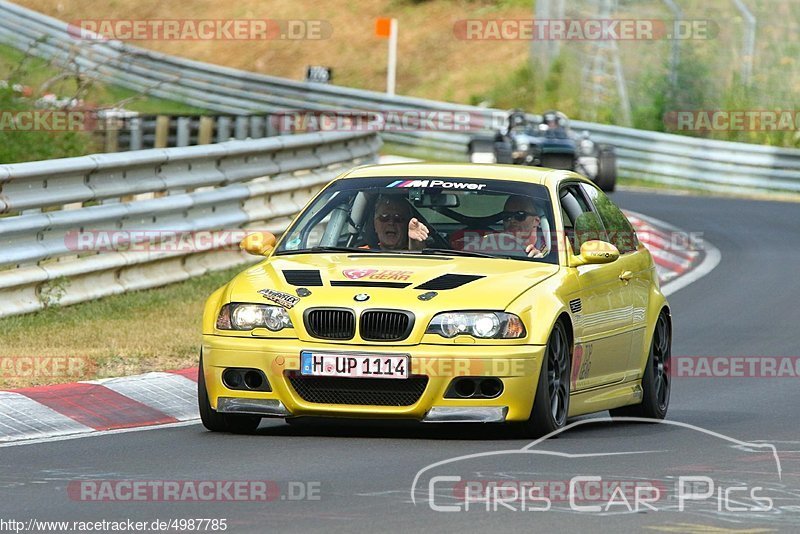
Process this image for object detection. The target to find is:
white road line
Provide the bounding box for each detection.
[661,243,721,297]
[0,419,200,448]
[626,210,720,297]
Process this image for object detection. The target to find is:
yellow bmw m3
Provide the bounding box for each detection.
[198,163,671,437]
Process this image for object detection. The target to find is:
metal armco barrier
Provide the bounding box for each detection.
[571,120,800,195]
[0,131,381,317]
[2,1,800,193]
[101,114,286,152]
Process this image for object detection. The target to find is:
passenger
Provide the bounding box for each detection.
[500,195,547,258]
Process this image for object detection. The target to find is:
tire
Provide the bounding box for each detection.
[198,352,262,434]
[595,145,617,192]
[519,320,571,438]
[610,311,671,420]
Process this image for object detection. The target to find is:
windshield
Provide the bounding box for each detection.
[275,176,558,263]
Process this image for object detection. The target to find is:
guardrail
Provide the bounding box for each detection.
[2,0,800,194]
[0,131,381,317]
[571,120,800,195]
[101,114,287,152]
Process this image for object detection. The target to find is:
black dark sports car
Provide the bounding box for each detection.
[469,110,617,192]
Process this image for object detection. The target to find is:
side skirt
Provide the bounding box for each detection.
[568,381,643,417]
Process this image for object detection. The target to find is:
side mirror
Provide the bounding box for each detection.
[240,231,277,256]
[570,240,620,266]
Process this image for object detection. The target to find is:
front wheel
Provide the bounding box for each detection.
[610,311,671,419]
[519,321,571,438]
[198,353,262,434]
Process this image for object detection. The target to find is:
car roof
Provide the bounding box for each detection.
[340,163,592,190]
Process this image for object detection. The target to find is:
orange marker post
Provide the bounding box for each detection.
[375,17,398,95]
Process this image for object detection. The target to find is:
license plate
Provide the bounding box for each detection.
[300,351,409,379]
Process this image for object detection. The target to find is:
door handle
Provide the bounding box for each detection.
[619,270,633,282]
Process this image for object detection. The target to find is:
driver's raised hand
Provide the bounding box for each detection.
[408,218,429,243]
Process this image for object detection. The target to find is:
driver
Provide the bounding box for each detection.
[507,109,526,134]
[372,195,429,250]
[501,195,546,258]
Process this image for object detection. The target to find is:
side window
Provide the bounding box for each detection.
[559,184,607,252]
[580,184,638,254]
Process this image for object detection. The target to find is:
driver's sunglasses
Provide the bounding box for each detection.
[376,213,408,223]
[503,210,537,222]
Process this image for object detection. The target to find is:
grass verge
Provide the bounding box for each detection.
[0,263,251,389]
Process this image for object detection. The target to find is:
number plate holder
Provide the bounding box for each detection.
[300,351,410,380]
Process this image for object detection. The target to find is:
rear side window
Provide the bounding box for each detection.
[580,183,638,254]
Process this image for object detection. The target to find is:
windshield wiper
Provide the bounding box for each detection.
[307,246,379,253]
[418,248,495,259]
[276,246,379,255]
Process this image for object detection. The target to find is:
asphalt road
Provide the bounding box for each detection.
[2,190,799,533]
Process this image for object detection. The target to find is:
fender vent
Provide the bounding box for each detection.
[283,270,323,287]
[415,274,484,291]
[569,298,582,314]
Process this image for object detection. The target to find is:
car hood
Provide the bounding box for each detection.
[224,253,559,343]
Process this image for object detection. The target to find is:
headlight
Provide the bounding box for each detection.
[216,303,293,332]
[426,312,526,339]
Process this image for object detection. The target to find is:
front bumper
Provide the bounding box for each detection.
[202,335,545,423]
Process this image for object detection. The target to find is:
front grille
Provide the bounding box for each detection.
[415,274,484,290]
[304,308,355,340]
[287,373,428,406]
[360,310,414,341]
